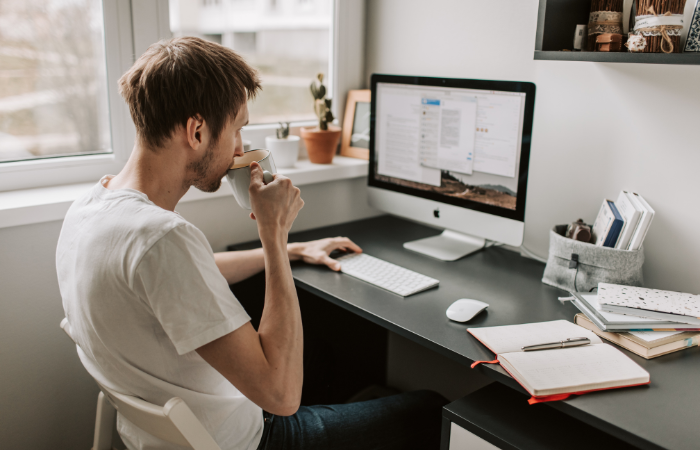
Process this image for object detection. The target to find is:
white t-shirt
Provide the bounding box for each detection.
[57,176,263,450]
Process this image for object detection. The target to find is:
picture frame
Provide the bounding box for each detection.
[340,89,371,159]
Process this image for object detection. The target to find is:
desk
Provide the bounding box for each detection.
[237,216,700,450]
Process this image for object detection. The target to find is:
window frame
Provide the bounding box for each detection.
[240,0,366,150]
[0,0,365,192]
[0,0,138,192]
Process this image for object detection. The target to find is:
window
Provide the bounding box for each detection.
[0,0,363,192]
[169,0,332,125]
[0,0,111,164]
[0,0,135,192]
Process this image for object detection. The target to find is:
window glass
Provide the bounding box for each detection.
[0,0,111,164]
[169,0,332,125]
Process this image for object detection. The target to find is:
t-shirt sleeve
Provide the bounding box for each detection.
[133,223,251,355]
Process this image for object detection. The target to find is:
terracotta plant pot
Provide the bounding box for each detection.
[300,125,341,164]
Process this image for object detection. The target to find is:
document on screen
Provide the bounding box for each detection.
[418,96,477,174]
[376,87,441,186]
[472,93,523,178]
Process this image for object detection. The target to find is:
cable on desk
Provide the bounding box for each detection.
[519,245,547,263]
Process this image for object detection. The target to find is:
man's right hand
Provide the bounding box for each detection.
[248,161,304,239]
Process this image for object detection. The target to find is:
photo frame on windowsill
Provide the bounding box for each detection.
[340,89,371,160]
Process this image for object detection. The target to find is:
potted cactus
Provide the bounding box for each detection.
[300,73,341,164]
[265,122,300,168]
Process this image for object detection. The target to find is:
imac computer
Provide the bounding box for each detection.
[368,74,536,261]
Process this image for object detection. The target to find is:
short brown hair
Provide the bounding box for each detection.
[118,37,261,149]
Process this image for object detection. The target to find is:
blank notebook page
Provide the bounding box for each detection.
[500,344,650,396]
[468,320,602,355]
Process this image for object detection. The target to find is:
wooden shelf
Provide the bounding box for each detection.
[535,0,700,65]
[535,50,700,64]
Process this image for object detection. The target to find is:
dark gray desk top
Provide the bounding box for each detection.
[238,216,700,450]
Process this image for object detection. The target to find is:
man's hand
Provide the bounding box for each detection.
[248,162,304,240]
[288,237,363,271]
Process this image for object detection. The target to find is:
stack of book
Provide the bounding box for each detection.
[598,283,700,325]
[591,191,654,250]
[571,283,700,359]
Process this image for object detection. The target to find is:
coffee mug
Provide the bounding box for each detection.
[226,149,276,210]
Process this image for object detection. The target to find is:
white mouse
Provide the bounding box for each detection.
[446,299,489,322]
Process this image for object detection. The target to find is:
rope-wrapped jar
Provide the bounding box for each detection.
[627,0,687,53]
[587,0,624,51]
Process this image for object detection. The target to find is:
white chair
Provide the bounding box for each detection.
[60,318,222,450]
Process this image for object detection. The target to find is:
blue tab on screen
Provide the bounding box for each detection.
[421,98,440,105]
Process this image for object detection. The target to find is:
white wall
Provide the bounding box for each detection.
[0,178,379,449]
[0,220,99,450]
[366,0,700,293]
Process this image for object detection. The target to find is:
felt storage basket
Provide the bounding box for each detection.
[542,225,644,293]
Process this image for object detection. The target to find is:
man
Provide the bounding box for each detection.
[57,37,445,450]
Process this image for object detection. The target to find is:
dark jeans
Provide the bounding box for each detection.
[256,390,447,450]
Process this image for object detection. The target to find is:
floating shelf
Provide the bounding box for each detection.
[535,50,700,64]
[535,0,700,65]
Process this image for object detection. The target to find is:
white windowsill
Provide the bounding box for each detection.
[0,156,369,230]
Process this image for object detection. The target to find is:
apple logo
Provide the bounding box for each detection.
[433,208,440,218]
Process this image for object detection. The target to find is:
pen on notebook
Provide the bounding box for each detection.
[522,337,591,352]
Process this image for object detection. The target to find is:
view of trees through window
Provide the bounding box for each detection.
[0,0,331,165]
[170,0,332,124]
[0,0,111,164]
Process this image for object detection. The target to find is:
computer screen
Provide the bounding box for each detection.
[369,75,535,223]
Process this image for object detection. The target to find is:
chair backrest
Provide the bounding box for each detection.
[60,318,222,450]
[98,384,221,450]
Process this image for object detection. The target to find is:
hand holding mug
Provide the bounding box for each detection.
[226,149,276,210]
[248,162,304,236]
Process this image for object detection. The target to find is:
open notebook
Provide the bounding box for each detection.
[468,320,650,404]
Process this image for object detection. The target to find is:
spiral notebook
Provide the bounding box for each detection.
[468,320,650,404]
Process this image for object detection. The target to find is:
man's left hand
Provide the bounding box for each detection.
[288,237,362,271]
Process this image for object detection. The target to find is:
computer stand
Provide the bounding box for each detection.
[403,230,485,261]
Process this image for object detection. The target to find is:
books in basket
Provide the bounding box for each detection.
[590,191,654,250]
[591,199,624,248]
[614,191,641,250]
[467,320,649,404]
[598,283,700,326]
[569,292,700,332]
[627,192,655,251]
[574,314,700,359]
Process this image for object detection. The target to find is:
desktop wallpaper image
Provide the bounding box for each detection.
[376,171,517,210]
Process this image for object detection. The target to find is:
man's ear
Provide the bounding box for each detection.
[186,115,206,151]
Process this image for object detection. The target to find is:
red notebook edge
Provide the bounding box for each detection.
[465,328,652,404]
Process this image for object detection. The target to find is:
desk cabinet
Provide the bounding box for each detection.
[441,383,640,450]
[448,422,500,450]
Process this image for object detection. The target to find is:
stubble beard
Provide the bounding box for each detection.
[186,143,226,193]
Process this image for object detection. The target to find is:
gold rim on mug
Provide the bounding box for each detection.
[229,149,272,171]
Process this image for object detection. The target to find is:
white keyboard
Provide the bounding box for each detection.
[336,253,439,297]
